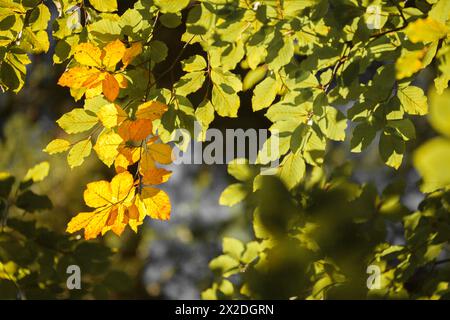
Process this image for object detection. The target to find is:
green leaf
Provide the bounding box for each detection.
[16,190,52,212]
[317,106,347,141]
[67,139,92,169]
[154,0,190,13]
[89,0,117,12]
[174,71,206,95]
[29,3,50,31]
[228,158,255,182]
[386,119,416,141]
[278,151,305,190]
[351,122,377,152]
[429,88,450,138]
[181,55,207,72]
[219,183,248,207]
[222,237,245,260]
[397,85,428,115]
[160,12,182,28]
[379,132,405,169]
[252,74,278,111]
[57,109,98,134]
[414,137,450,192]
[266,32,294,71]
[243,65,268,91]
[211,68,242,117]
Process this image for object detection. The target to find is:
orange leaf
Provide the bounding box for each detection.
[141,167,172,185]
[118,119,153,141]
[102,73,120,101]
[135,100,168,121]
[122,42,143,68]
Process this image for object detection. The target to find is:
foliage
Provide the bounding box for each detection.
[0,165,130,299]
[1,0,450,300]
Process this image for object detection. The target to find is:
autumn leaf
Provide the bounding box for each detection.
[136,187,171,220]
[102,73,120,102]
[122,42,143,68]
[66,171,138,239]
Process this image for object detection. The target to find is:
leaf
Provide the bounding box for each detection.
[43,139,71,154]
[228,158,255,182]
[97,103,127,128]
[16,190,52,212]
[174,71,206,95]
[102,73,120,101]
[89,0,117,12]
[222,237,245,260]
[428,88,450,138]
[137,187,171,220]
[24,161,50,182]
[379,132,405,169]
[181,55,207,72]
[210,68,242,117]
[405,17,449,43]
[74,43,102,67]
[67,172,136,239]
[252,74,278,111]
[397,85,428,115]
[154,0,190,13]
[317,106,347,141]
[141,167,172,185]
[94,129,123,166]
[219,183,248,207]
[102,39,126,70]
[122,42,142,68]
[351,122,377,152]
[67,139,92,168]
[396,49,426,80]
[387,119,416,141]
[414,137,450,192]
[58,67,101,88]
[57,108,98,133]
[278,151,306,190]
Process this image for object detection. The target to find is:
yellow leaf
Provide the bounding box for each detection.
[58,67,100,88]
[67,171,137,239]
[405,17,450,43]
[114,73,128,88]
[110,171,135,203]
[135,100,168,121]
[74,42,102,67]
[43,139,71,154]
[122,42,143,68]
[94,129,123,166]
[97,103,127,128]
[102,39,126,70]
[67,139,92,168]
[138,187,171,220]
[102,73,120,101]
[24,161,50,182]
[84,180,112,208]
[396,50,425,79]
